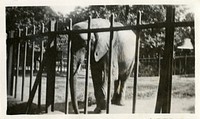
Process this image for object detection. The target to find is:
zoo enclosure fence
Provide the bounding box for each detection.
[6,6,194,114]
[49,54,194,77]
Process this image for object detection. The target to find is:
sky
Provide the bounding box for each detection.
[51,6,88,15]
[51,5,193,18]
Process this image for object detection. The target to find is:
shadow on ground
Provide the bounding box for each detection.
[7,96,96,114]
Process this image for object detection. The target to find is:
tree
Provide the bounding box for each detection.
[6,6,58,33]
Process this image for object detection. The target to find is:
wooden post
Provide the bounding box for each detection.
[132,11,141,113]
[179,56,182,75]
[7,30,15,95]
[155,6,175,113]
[184,54,187,76]
[45,20,57,113]
[173,56,176,75]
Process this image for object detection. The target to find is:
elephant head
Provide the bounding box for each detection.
[69,18,136,114]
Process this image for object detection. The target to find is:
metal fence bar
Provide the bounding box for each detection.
[38,40,44,110]
[7,21,194,42]
[84,16,92,114]
[14,29,21,98]
[7,30,15,96]
[65,19,72,114]
[132,11,142,113]
[52,28,57,112]
[38,23,45,110]
[106,14,114,114]
[21,27,28,101]
[45,20,57,112]
[155,6,175,113]
[29,26,35,97]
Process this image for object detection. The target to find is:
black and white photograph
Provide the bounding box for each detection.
[1,0,199,118]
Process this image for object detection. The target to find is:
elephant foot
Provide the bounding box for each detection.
[94,100,106,113]
[94,107,106,114]
[111,94,125,106]
[111,99,125,106]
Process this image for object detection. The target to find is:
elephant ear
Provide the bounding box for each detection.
[94,32,110,62]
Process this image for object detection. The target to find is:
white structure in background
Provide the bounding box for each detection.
[177,38,194,76]
[177,38,193,50]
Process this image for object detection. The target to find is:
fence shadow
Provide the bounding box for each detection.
[7,95,96,114]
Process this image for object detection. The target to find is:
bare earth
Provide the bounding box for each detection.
[7,72,195,114]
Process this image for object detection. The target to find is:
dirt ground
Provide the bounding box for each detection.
[7,72,195,114]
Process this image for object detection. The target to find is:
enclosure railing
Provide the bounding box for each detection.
[6,6,194,114]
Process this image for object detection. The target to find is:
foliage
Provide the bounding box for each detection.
[6,5,194,57]
[6,6,58,33]
[66,5,194,57]
[6,7,66,52]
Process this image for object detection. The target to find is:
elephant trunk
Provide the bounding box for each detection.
[69,55,80,114]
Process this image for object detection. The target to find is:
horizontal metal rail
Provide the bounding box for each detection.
[7,21,194,43]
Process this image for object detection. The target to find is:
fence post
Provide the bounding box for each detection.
[155,6,175,113]
[132,11,141,113]
[7,30,15,95]
[184,54,187,76]
[45,20,57,113]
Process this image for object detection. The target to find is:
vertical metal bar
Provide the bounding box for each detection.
[132,11,141,113]
[162,6,175,113]
[12,35,17,96]
[30,26,35,96]
[38,23,44,110]
[65,19,72,114]
[14,29,21,98]
[46,20,57,113]
[21,27,28,101]
[106,14,114,114]
[155,6,175,113]
[51,21,58,112]
[37,41,43,109]
[84,16,91,114]
[7,30,15,95]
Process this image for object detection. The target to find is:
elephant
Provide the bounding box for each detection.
[69,18,136,114]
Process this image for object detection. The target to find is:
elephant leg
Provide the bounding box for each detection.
[118,78,127,106]
[91,63,107,113]
[111,73,129,106]
[111,80,120,104]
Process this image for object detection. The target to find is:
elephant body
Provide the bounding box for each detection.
[70,18,136,113]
